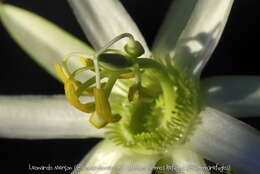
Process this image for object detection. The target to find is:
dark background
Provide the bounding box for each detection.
[0,0,259,173]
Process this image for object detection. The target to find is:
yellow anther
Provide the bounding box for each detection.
[89,96,121,128]
[65,80,95,113]
[54,63,67,83]
[54,63,82,91]
[94,88,113,122]
[119,72,135,79]
[89,112,108,129]
[128,84,154,103]
[80,57,93,67]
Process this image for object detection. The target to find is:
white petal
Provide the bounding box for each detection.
[0,4,94,80]
[72,140,126,174]
[153,0,233,76]
[170,147,210,174]
[202,76,260,117]
[0,95,104,139]
[187,107,260,174]
[67,0,150,57]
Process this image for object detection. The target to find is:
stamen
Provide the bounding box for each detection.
[128,84,154,103]
[94,88,113,122]
[81,83,106,96]
[70,66,93,79]
[54,63,67,83]
[56,33,157,131]
[104,74,119,97]
[54,63,96,113]
[89,112,108,129]
[58,52,95,85]
[65,80,95,113]
[75,76,98,96]
[80,57,93,67]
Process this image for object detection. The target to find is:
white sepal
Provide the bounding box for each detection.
[0,95,104,139]
[202,76,260,117]
[0,4,94,80]
[72,140,126,174]
[114,153,159,174]
[170,147,210,174]
[187,107,260,174]
[153,0,234,76]
[68,0,150,57]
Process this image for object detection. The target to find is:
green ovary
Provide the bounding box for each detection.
[105,65,202,154]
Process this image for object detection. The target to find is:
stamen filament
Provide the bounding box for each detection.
[104,73,119,96]
[62,52,94,76]
[54,63,67,83]
[71,66,93,78]
[75,72,106,96]
[76,76,96,96]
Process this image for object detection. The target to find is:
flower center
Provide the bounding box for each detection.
[55,33,202,154]
[107,62,201,154]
